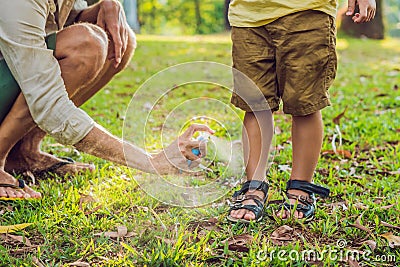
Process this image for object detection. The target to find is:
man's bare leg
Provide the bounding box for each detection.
[5,23,136,176]
[0,23,131,198]
[279,111,324,219]
[229,110,273,221]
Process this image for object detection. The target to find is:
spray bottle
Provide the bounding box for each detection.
[187,133,210,167]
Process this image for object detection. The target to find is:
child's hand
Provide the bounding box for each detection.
[346,0,376,23]
[150,124,214,175]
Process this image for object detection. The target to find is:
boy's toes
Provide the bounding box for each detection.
[294,210,304,219]
[231,209,246,219]
[243,211,255,221]
[276,209,287,219]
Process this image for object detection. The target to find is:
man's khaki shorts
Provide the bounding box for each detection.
[231,10,337,116]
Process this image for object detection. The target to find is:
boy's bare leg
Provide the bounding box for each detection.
[229,110,273,221]
[5,24,136,176]
[280,111,324,219]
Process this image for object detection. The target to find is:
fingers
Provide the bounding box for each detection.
[354,4,368,23]
[96,9,106,29]
[182,124,215,138]
[121,27,128,60]
[179,140,204,160]
[109,27,123,67]
[97,0,129,68]
[353,0,377,23]
[346,0,356,16]
[367,5,376,21]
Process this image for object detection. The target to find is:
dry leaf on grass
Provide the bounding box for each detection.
[373,197,384,204]
[187,217,221,232]
[349,214,372,234]
[353,203,369,210]
[380,232,400,248]
[10,246,38,255]
[270,225,295,246]
[348,257,360,267]
[79,194,96,204]
[333,107,348,125]
[79,193,96,211]
[84,205,102,215]
[68,260,90,267]
[222,234,253,252]
[380,221,400,230]
[94,225,134,239]
[32,256,44,267]
[389,170,400,175]
[381,204,396,210]
[117,226,127,236]
[362,240,377,251]
[0,223,33,234]
[322,150,352,159]
[6,234,32,246]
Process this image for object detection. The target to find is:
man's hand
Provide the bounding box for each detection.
[150,124,215,175]
[346,0,376,23]
[96,0,129,68]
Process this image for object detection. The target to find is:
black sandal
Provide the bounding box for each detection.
[227,180,269,223]
[278,180,330,222]
[32,157,76,177]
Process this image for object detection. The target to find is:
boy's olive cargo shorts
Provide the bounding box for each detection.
[231,10,337,116]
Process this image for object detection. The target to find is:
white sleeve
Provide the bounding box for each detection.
[0,0,94,145]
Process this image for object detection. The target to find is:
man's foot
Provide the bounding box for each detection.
[5,151,95,177]
[0,170,41,199]
[227,180,269,223]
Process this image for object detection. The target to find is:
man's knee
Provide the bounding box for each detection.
[57,23,108,78]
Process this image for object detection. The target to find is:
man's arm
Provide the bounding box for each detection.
[75,124,214,174]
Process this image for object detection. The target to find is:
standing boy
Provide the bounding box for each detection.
[227,0,376,222]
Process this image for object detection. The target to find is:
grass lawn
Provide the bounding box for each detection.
[1,34,399,266]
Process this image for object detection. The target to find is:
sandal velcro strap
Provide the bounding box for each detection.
[232,180,269,201]
[286,192,314,205]
[231,196,263,210]
[286,180,330,198]
[283,203,313,215]
[232,194,264,203]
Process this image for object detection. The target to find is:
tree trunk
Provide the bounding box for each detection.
[224,0,231,31]
[123,0,140,33]
[339,0,384,39]
[149,0,156,32]
[194,0,202,34]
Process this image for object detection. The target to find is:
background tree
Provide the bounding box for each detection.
[124,0,141,33]
[224,0,231,31]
